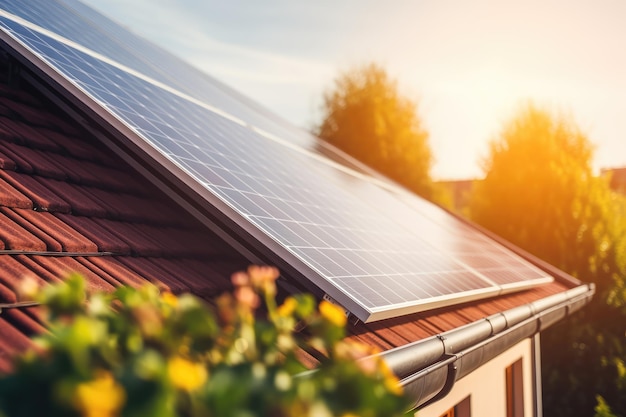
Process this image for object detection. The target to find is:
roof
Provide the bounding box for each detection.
[601,167,626,194]
[0,71,252,372]
[435,179,476,213]
[0,21,594,411]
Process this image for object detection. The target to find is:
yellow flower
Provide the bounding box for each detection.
[168,356,208,391]
[379,360,403,396]
[319,300,347,327]
[161,292,178,308]
[73,370,125,417]
[277,297,298,317]
[384,374,403,396]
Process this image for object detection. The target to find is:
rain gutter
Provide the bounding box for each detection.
[378,283,594,411]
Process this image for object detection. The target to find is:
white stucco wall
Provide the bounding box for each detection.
[416,339,535,417]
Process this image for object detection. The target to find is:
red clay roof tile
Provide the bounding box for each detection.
[173,258,235,283]
[406,316,444,336]
[1,143,67,180]
[0,98,56,129]
[0,282,14,303]
[1,207,62,252]
[12,255,64,285]
[0,209,47,251]
[2,306,47,350]
[37,128,102,162]
[0,84,40,107]
[147,258,233,296]
[2,308,47,337]
[0,319,33,373]
[74,257,130,289]
[108,193,188,226]
[368,326,413,347]
[27,256,117,293]
[0,175,31,209]
[128,225,220,258]
[347,326,395,351]
[92,219,165,256]
[0,103,11,118]
[425,310,471,333]
[78,165,148,195]
[81,257,163,290]
[54,214,132,254]
[0,141,34,173]
[0,120,18,142]
[0,306,45,339]
[0,170,71,212]
[0,256,49,303]
[45,153,114,187]
[44,114,83,137]
[6,208,98,253]
[81,187,151,222]
[0,148,16,171]
[294,349,320,370]
[115,256,189,294]
[35,179,109,218]
[0,117,63,152]
[383,319,435,341]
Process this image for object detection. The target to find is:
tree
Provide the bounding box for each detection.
[469,103,626,417]
[470,103,626,297]
[316,63,433,198]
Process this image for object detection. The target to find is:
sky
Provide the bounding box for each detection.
[81,0,626,180]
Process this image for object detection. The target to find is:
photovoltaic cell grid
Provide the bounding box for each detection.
[0,0,316,149]
[0,6,553,322]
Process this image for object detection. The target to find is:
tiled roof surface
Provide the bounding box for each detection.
[0,73,574,373]
[0,78,251,372]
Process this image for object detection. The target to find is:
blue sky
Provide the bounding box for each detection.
[81,0,626,180]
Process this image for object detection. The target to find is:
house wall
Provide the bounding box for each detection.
[416,338,535,417]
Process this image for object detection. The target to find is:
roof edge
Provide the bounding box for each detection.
[445,207,585,288]
[379,282,594,411]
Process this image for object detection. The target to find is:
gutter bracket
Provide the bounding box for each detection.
[437,334,451,354]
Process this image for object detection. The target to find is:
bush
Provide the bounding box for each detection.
[0,267,409,417]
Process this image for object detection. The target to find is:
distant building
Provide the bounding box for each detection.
[436,179,477,214]
[601,167,626,194]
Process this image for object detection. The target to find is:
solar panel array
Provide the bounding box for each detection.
[0,1,553,322]
[0,0,314,149]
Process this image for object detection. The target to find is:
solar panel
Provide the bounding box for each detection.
[0,0,315,149]
[0,3,553,322]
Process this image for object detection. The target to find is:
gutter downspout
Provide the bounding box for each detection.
[377,283,594,412]
[531,333,543,417]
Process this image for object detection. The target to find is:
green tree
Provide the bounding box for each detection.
[469,103,626,417]
[316,63,433,197]
[470,103,624,294]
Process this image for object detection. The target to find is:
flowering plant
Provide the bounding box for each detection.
[0,267,409,417]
